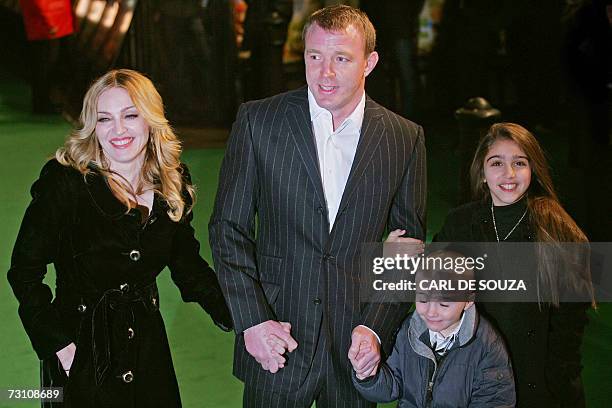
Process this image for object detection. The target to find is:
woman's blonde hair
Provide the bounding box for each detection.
[470,123,594,306]
[56,69,194,221]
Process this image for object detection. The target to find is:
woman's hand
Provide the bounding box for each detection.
[56,342,76,376]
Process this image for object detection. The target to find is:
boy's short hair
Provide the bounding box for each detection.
[415,249,476,302]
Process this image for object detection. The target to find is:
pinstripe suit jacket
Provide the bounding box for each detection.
[209,86,426,394]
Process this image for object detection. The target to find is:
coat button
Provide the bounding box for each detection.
[77,304,87,313]
[527,329,535,337]
[128,328,135,339]
[528,382,536,390]
[313,297,321,305]
[121,371,134,383]
[129,250,141,261]
[316,206,324,214]
[120,283,130,293]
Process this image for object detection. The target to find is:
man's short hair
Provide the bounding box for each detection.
[302,4,376,55]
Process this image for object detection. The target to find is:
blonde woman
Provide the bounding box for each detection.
[8,69,232,408]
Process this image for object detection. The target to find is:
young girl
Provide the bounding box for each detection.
[434,122,594,407]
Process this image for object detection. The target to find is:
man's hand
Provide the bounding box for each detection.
[348,326,381,380]
[56,342,76,376]
[244,320,298,373]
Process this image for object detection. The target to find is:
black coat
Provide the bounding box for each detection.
[8,159,232,408]
[434,200,589,408]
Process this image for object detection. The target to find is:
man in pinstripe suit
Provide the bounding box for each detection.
[209,5,426,407]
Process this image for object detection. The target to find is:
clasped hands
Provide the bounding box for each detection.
[245,230,420,376]
[244,320,298,373]
[348,326,381,380]
[349,230,422,380]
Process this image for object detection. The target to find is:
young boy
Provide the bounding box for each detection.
[351,249,516,407]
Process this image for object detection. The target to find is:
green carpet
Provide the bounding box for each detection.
[0,69,610,408]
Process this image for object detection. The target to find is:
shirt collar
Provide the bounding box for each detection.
[428,312,465,352]
[307,87,366,132]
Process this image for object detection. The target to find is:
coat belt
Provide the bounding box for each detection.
[90,281,158,386]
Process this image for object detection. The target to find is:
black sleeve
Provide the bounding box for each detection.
[7,160,74,359]
[433,211,457,242]
[168,165,232,331]
[363,123,426,355]
[209,103,276,334]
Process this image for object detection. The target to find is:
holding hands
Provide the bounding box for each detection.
[348,326,381,380]
[244,320,298,373]
[348,230,421,380]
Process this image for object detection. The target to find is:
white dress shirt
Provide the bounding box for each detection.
[428,313,465,355]
[308,88,365,231]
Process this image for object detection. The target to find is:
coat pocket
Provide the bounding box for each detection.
[258,255,283,305]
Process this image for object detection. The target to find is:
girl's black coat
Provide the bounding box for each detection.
[8,159,232,408]
[434,200,588,408]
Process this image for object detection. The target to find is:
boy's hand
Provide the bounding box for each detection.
[348,326,380,380]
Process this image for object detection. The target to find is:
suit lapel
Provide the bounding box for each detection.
[286,87,326,208]
[336,97,385,218]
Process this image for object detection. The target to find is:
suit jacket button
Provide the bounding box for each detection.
[313,297,321,305]
[121,371,134,383]
[129,250,141,261]
[77,304,87,313]
[120,283,130,293]
[528,382,536,390]
[316,206,324,214]
[128,328,135,339]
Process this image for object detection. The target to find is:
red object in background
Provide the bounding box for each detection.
[19,0,75,41]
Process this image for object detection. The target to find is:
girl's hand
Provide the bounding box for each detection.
[385,229,425,256]
[386,229,407,243]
